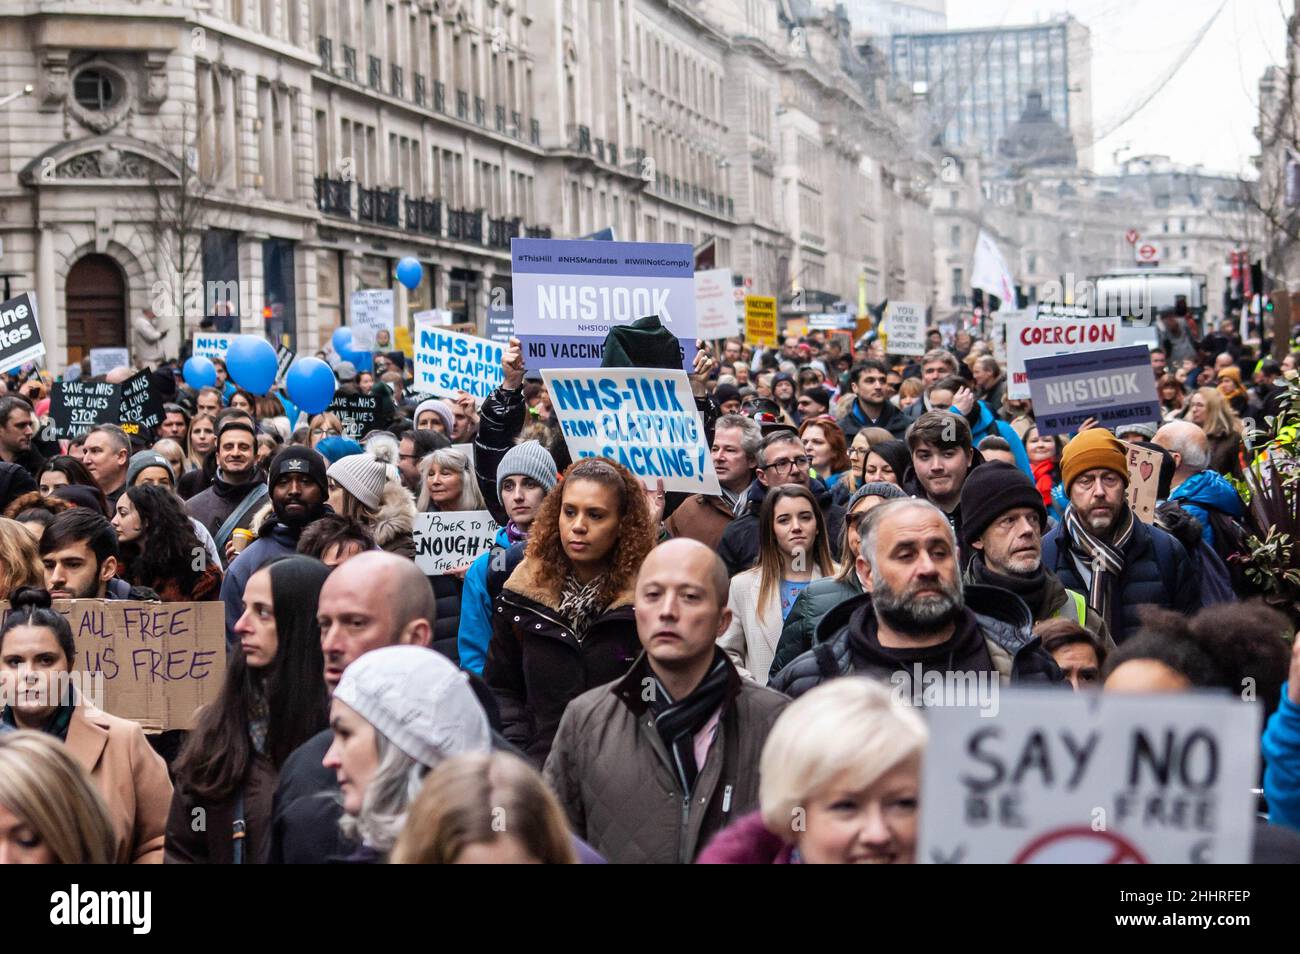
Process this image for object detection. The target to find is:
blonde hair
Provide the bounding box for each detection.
[0,516,44,597]
[759,678,927,840]
[391,752,577,864]
[898,378,923,400]
[0,731,117,864]
[417,448,487,512]
[1192,387,1242,439]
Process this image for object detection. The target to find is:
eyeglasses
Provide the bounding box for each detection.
[847,446,868,459]
[311,428,342,438]
[1073,472,1124,492]
[760,455,812,473]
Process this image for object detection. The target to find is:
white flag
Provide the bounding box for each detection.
[971,229,1017,307]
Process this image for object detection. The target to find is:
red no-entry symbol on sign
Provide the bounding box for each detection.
[1137,244,1158,263]
[1125,229,1139,245]
[1011,826,1149,864]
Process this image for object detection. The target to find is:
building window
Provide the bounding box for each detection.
[952,266,963,293]
[73,69,118,111]
[950,224,961,247]
[1180,245,1188,259]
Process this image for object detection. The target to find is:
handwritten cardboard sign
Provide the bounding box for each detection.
[1123,440,1163,524]
[744,295,777,346]
[884,301,926,356]
[1,600,228,733]
[326,392,379,439]
[412,510,499,575]
[117,368,165,439]
[50,381,123,439]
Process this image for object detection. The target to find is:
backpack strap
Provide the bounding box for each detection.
[213,483,269,553]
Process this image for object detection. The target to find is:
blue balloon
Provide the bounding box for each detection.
[331,326,354,356]
[182,355,217,390]
[285,357,337,415]
[396,257,423,290]
[225,335,278,395]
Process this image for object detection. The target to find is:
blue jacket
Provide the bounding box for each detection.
[220,518,302,645]
[1169,470,1245,549]
[1041,512,1198,643]
[458,526,513,675]
[947,401,1033,479]
[1263,685,1300,832]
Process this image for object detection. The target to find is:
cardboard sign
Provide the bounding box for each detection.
[486,305,514,344]
[542,367,721,495]
[884,301,926,356]
[511,237,697,370]
[1024,345,1161,437]
[1006,316,1120,400]
[191,333,237,361]
[412,510,499,575]
[50,381,123,439]
[744,295,777,346]
[350,289,395,350]
[89,347,130,377]
[394,325,414,358]
[413,309,454,327]
[326,392,379,439]
[117,369,165,440]
[34,600,226,733]
[1123,440,1163,524]
[918,690,1259,864]
[695,268,740,339]
[0,293,45,375]
[413,324,504,403]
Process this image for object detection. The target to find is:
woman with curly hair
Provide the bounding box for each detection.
[483,457,663,765]
[111,484,223,601]
[0,516,46,596]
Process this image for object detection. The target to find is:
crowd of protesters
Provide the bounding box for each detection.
[0,304,1298,866]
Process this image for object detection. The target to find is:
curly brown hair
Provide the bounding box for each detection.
[523,457,656,607]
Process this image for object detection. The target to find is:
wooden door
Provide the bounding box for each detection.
[65,254,127,365]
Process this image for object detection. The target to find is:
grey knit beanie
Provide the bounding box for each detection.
[327,452,388,510]
[495,440,558,502]
[127,450,175,488]
[414,398,455,434]
[846,481,908,511]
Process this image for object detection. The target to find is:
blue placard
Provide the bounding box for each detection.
[1024,345,1162,437]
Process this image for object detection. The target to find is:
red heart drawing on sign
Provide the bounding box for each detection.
[1139,461,1153,482]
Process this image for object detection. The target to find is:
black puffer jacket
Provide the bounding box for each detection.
[717,477,845,577]
[473,384,528,526]
[768,584,1063,698]
[483,558,641,766]
[769,574,863,678]
[429,573,464,665]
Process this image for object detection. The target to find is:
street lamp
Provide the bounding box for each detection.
[0,85,33,109]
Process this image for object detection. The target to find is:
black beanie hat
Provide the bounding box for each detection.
[267,445,329,496]
[958,461,1047,550]
[801,386,832,410]
[600,315,683,370]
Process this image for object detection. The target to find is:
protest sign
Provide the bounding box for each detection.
[412,324,504,402]
[117,369,165,440]
[90,347,130,377]
[486,305,514,344]
[394,325,414,358]
[275,345,296,385]
[50,380,123,439]
[412,510,499,575]
[413,309,455,327]
[191,333,237,361]
[452,442,475,468]
[918,690,1259,864]
[326,392,379,438]
[883,301,926,356]
[33,600,226,733]
[1024,345,1161,437]
[744,295,777,346]
[350,289,395,350]
[695,268,740,340]
[1123,440,1163,524]
[0,293,45,375]
[511,238,697,370]
[1005,315,1120,400]
[542,367,721,495]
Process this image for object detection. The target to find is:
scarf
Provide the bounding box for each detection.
[1030,459,1057,509]
[645,650,731,794]
[2,702,75,741]
[557,573,607,642]
[505,521,528,545]
[1062,504,1135,634]
[968,552,1053,620]
[247,677,270,757]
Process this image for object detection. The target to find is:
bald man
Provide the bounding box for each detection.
[543,539,789,864]
[1155,419,1247,552]
[270,551,445,863]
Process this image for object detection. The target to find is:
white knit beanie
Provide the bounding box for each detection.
[333,646,491,769]
[414,398,455,434]
[327,452,389,510]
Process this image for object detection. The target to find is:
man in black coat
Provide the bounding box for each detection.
[837,359,909,440]
[770,497,1063,698]
[717,430,845,576]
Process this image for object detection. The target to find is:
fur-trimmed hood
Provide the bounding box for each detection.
[370,480,416,549]
[502,553,635,616]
